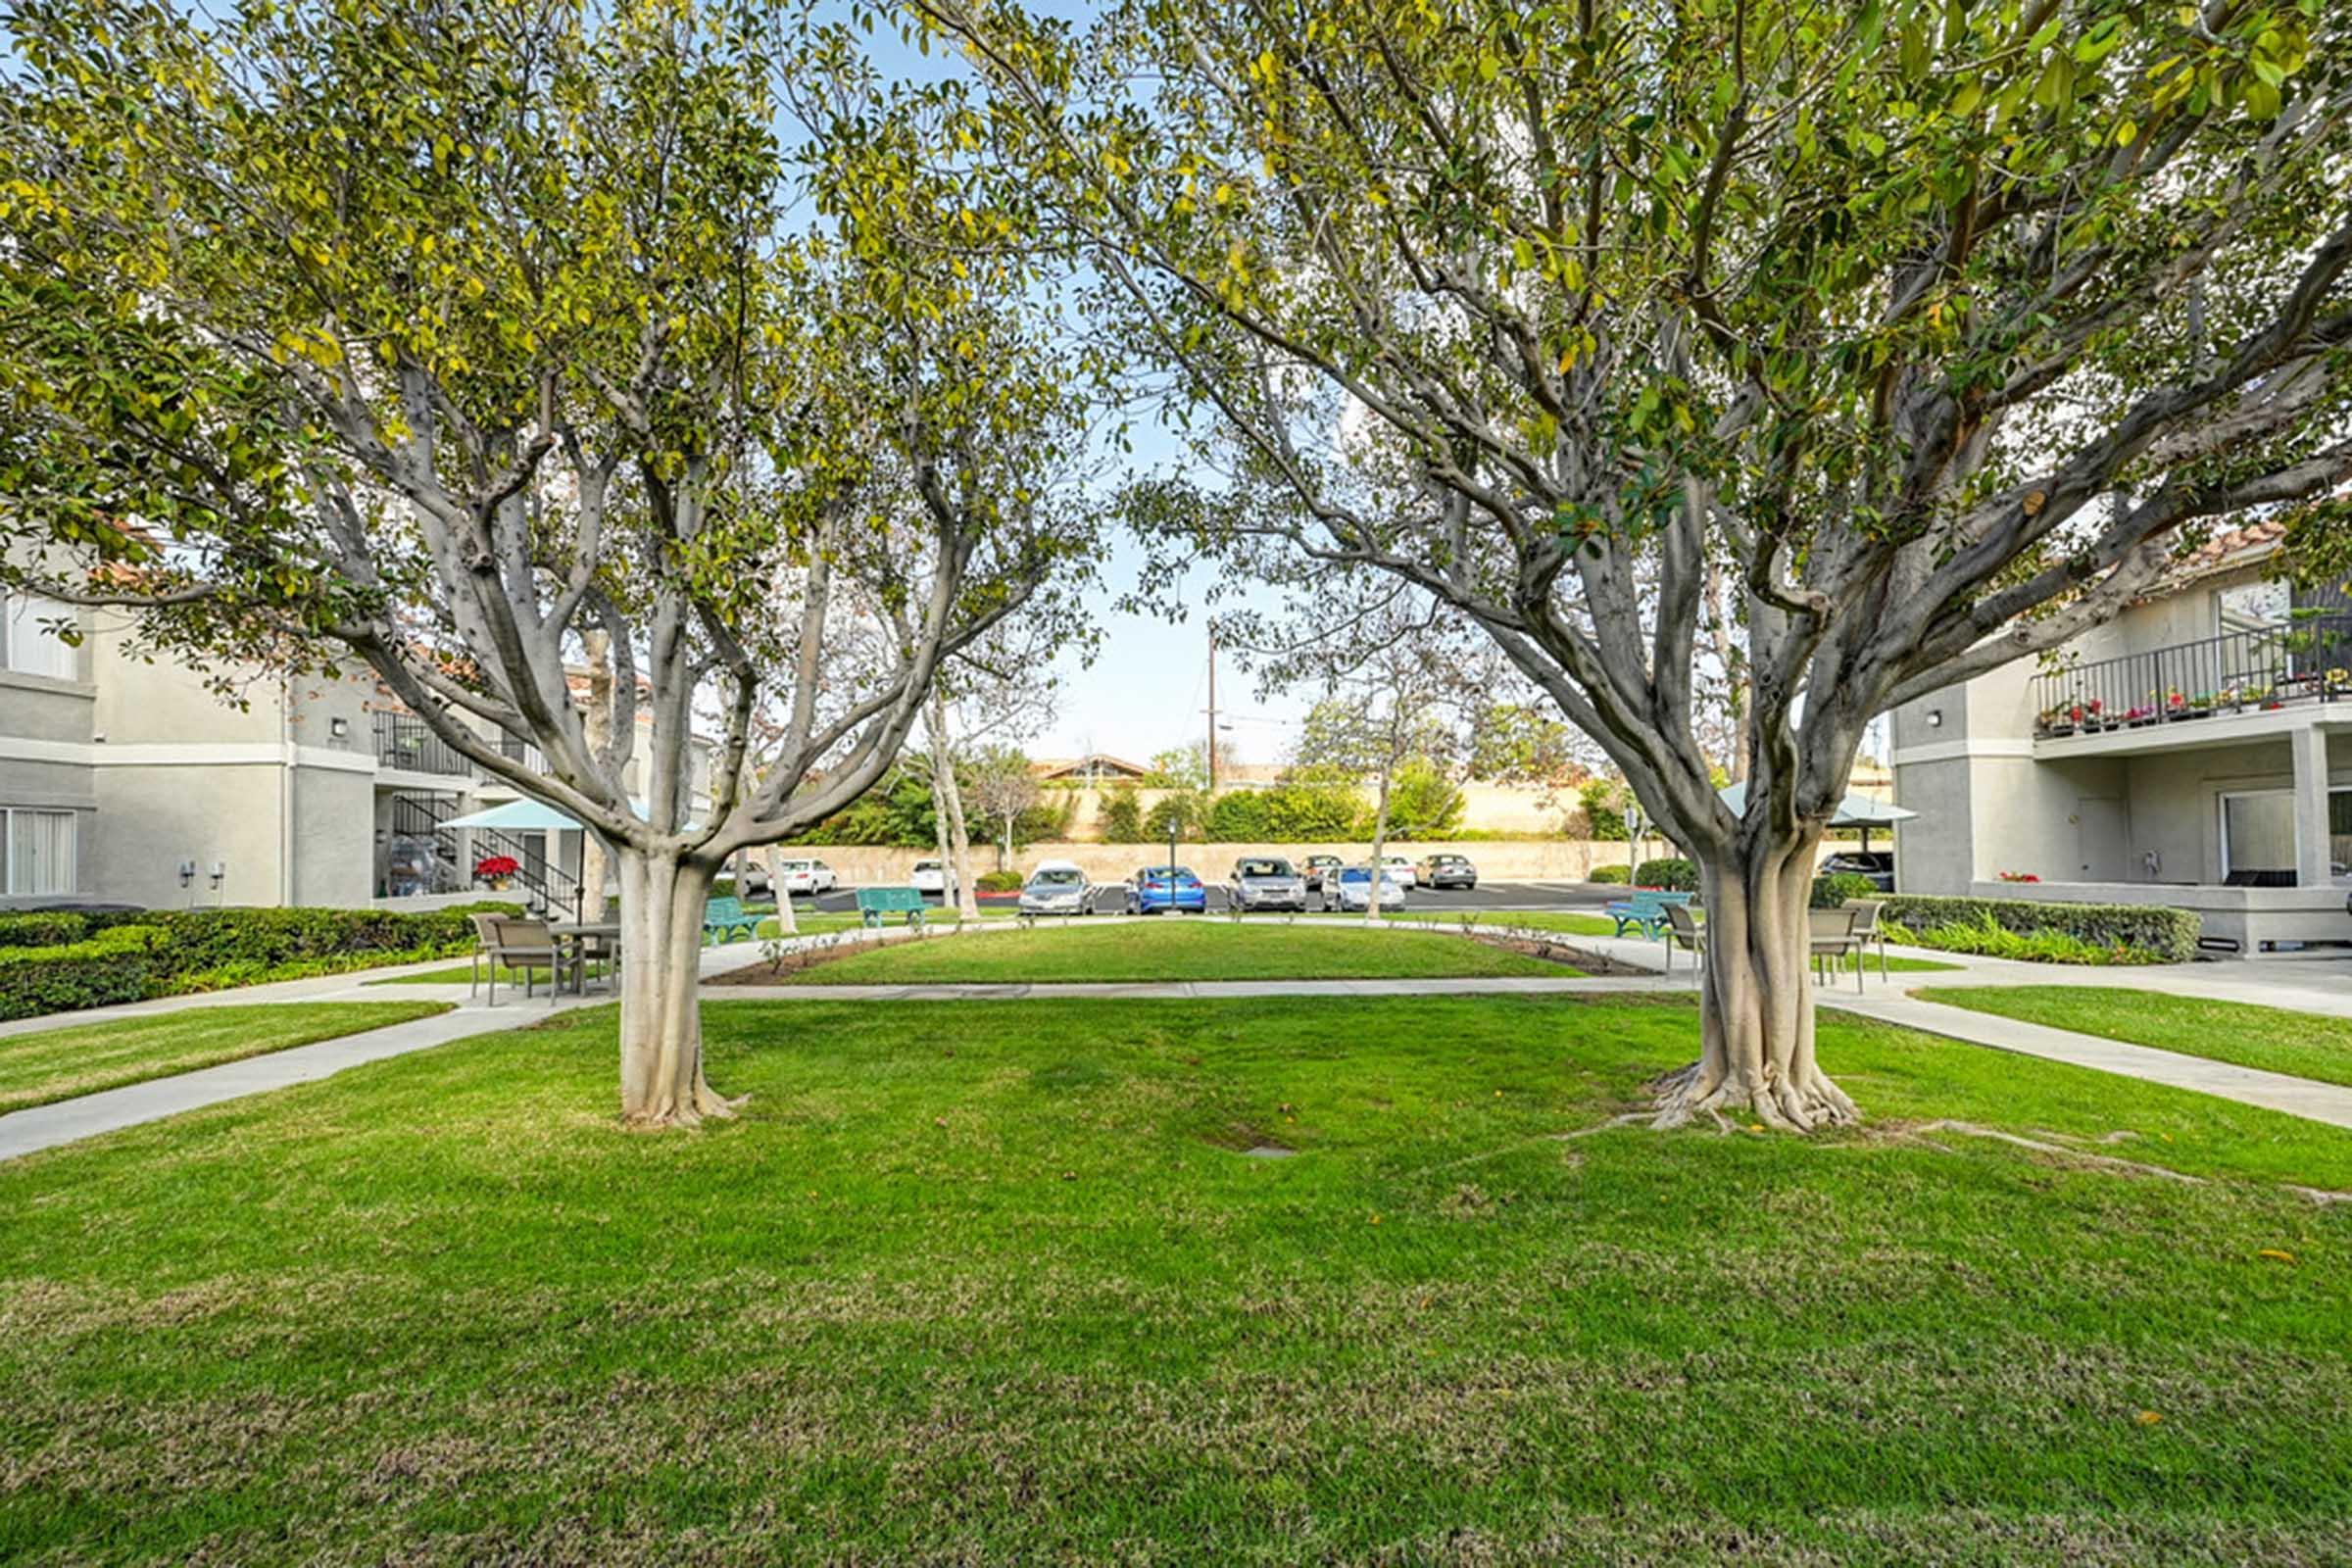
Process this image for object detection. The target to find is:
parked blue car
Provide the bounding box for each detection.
[1125,864,1208,914]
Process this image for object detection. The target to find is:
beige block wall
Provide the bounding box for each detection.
[1046,781,1579,840]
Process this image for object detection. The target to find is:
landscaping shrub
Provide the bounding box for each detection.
[1144,789,1208,842]
[0,911,88,950]
[1882,912,2165,966]
[1633,858,1696,892]
[975,869,1024,894]
[1810,871,1882,908]
[0,903,526,1020]
[1256,778,1361,840]
[0,925,172,1020]
[1099,789,1146,844]
[1580,780,1629,841]
[1879,893,2196,963]
[1206,789,1268,842]
[1589,864,1631,884]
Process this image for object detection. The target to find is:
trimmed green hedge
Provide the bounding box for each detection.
[0,903,524,1020]
[1589,864,1631,884]
[1878,894,2198,964]
[975,869,1025,894]
[1811,872,1882,908]
[1633,858,1697,892]
[0,925,172,1019]
[0,912,91,950]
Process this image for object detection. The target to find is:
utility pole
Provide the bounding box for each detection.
[1206,626,1218,792]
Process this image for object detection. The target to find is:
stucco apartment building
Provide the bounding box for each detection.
[1890,523,2352,955]
[0,592,689,913]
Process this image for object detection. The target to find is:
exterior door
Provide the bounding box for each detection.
[2075,797,2129,882]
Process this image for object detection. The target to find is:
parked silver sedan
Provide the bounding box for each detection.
[1228,856,1310,912]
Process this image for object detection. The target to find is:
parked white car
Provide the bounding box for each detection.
[909,859,955,894]
[1378,854,1418,888]
[1330,864,1409,911]
[772,858,838,896]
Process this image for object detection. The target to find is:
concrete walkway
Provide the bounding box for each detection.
[0,932,794,1163]
[1825,988,2352,1131]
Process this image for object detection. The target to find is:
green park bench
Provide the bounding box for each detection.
[1603,888,1694,941]
[855,886,928,929]
[703,896,760,945]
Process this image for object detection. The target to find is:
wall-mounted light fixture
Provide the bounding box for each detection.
[328,715,350,739]
[1926,709,1944,728]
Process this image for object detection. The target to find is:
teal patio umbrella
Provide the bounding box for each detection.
[439,799,584,832]
[1713,783,1918,855]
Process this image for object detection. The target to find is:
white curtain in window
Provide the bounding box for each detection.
[3,594,78,680]
[2222,792,2296,876]
[7,810,76,897]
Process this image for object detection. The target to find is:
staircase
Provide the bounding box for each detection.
[388,793,587,922]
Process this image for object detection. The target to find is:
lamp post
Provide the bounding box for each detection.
[1625,797,1645,884]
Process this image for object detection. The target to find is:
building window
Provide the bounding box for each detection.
[1,593,78,680]
[2,808,78,897]
[2219,788,2352,885]
[2215,579,2291,635]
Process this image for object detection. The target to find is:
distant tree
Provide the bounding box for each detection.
[1284,600,1467,919]
[1384,761,1466,841]
[1258,772,1364,841]
[1206,789,1269,842]
[1580,779,1632,843]
[964,746,1045,868]
[1144,788,1209,843]
[1099,787,1147,844]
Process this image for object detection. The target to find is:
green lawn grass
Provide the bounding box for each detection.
[1917,985,2352,1088]
[774,918,1574,983]
[0,1002,454,1113]
[2,996,2349,1561]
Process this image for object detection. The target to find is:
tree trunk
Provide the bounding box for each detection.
[927,693,982,921]
[614,846,734,1129]
[765,845,797,936]
[1363,766,1393,924]
[1652,835,1857,1132]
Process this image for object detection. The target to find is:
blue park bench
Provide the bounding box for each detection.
[1604,889,1695,940]
[702,896,760,945]
[855,886,928,929]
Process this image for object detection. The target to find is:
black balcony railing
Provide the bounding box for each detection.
[374,711,554,778]
[372,710,471,775]
[2032,616,2352,738]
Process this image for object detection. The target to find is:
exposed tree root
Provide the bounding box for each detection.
[620,1082,744,1132]
[2287,1185,2352,1206]
[1403,1112,1650,1177]
[1904,1119,2205,1184]
[1648,1059,1859,1134]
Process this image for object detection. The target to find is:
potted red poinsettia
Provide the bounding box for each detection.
[474,854,520,891]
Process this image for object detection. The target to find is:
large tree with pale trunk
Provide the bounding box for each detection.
[0,0,1099,1125]
[918,0,2352,1128]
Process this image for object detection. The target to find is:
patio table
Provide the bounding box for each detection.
[548,921,623,995]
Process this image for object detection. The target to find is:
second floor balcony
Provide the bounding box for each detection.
[373,710,549,778]
[2031,615,2352,739]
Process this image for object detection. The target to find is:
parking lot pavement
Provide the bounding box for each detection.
[794,876,1618,918]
